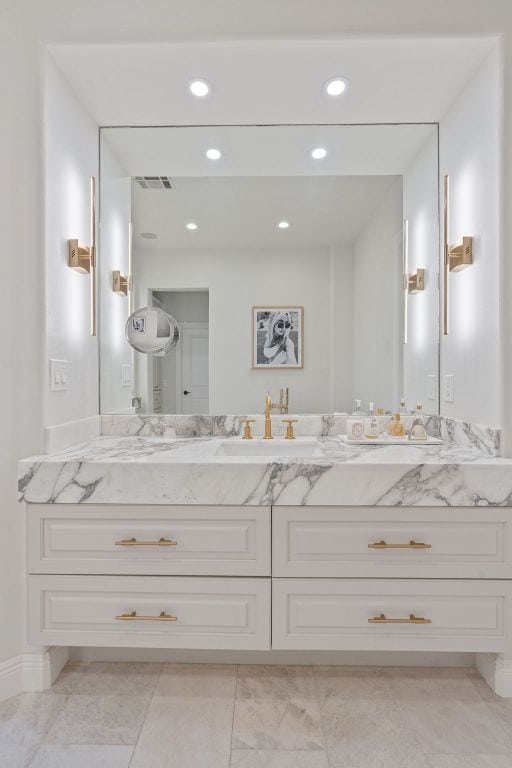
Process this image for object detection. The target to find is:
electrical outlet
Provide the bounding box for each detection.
[121,364,132,387]
[49,359,69,391]
[443,374,454,403]
[427,374,438,401]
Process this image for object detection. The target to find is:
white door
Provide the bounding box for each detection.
[180,323,209,413]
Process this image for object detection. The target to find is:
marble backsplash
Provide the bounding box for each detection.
[100,413,501,455]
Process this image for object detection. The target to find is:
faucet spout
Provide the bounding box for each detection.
[264,393,273,439]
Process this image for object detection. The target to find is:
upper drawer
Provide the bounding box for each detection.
[273,506,512,578]
[28,504,270,576]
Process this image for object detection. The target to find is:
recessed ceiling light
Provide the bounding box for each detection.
[188,79,212,97]
[186,222,198,230]
[277,221,290,229]
[139,232,157,239]
[323,77,349,96]
[206,148,222,160]
[311,147,327,160]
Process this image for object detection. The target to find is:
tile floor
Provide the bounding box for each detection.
[2,662,512,767]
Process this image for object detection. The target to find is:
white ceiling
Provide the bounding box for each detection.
[130,175,400,249]
[50,37,494,126]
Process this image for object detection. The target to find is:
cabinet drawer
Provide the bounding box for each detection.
[273,507,512,578]
[28,575,270,650]
[273,578,512,652]
[28,504,270,576]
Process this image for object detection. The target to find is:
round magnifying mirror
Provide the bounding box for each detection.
[125,307,180,356]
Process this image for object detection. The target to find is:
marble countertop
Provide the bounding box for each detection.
[18,435,512,507]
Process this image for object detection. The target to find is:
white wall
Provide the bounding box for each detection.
[99,137,132,414]
[439,45,501,427]
[352,178,403,411]
[403,130,440,413]
[44,54,99,427]
[134,248,336,413]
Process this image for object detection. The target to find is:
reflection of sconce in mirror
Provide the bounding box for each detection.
[112,271,129,296]
[443,175,474,335]
[68,177,97,336]
[408,268,425,294]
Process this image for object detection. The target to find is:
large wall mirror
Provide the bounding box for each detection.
[99,124,439,415]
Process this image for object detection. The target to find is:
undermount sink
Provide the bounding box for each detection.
[215,439,323,458]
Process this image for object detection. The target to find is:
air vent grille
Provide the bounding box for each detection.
[135,176,174,190]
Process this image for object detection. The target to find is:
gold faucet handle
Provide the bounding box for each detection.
[240,418,256,440]
[282,418,298,440]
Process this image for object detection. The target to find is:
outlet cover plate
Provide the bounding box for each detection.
[49,359,69,392]
[443,374,455,403]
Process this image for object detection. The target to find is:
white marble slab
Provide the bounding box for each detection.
[18,436,512,507]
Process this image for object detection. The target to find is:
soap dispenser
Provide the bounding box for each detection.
[347,399,366,440]
[364,403,379,439]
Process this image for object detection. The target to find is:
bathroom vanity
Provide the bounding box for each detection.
[19,419,512,693]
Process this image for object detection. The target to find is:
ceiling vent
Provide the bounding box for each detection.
[135,176,174,190]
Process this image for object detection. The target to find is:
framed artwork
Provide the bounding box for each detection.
[252,306,304,368]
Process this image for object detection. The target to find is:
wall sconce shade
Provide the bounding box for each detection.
[408,268,425,294]
[67,177,97,335]
[443,175,474,335]
[112,270,129,296]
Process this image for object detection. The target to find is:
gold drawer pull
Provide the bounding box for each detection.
[368,613,432,625]
[115,611,177,622]
[368,540,431,549]
[115,537,177,547]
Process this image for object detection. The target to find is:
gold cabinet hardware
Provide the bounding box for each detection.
[282,418,298,440]
[114,537,178,547]
[368,540,432,550]
[68,177,97,336]
[240,418,256,440]
[112,270,129,296]
[443,175,474,335]
[115,611,177,622]
[368,613,432,625]
[407,268,425,294]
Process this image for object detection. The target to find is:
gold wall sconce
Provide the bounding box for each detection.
[112,270,129,296]
[408,268,425,294]
[443,175,474,334]
[68,176,97,336]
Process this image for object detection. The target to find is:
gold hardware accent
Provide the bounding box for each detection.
[271,387,289,414]
[264,393,273,439]
[369,613,432,625]
[368,540,432,549]
[241,418,255,440]
[408,268,425,294]
[115,611,177,622]
[68,177,97,336]
[282,418,298,440]
[115,537,178,547]
[112,270,129,296]
[443,175,474,335]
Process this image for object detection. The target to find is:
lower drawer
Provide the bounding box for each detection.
[272,578,512,652]
[29,575,270,650]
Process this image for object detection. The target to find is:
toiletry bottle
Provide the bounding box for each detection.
[364,403,379,439]
[387,413,406,438]
[399,397,407,416]
[409,403,427,441]
[346,399,366,440]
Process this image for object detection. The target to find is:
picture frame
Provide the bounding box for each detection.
[252,306,304,368]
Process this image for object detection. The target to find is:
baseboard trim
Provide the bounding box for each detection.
[0,646,69,702]
[477,653,512,698]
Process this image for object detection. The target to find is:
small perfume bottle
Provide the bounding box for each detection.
[347,399,366,440]
[399,397,407,416]
[364,403,379,439]
[387,413,406,438]
[409,403,427,440]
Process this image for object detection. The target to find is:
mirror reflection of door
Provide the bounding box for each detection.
[152,290,209,414]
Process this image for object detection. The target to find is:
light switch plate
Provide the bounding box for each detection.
[443,374,455,403]
[427,374,438,401]
[49,359,69,391]
[121,364,132,387]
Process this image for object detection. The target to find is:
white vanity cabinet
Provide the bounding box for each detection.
[26,503,512,655]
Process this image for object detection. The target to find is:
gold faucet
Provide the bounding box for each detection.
[264,392,273,440]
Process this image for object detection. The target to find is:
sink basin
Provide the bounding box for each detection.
[215,439,323,458]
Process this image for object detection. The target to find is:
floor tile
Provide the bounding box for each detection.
[29,744,134,768]
[426,756,512,768]
[130,695,233,768]
[405,700,512,755]
[230,749,330,767]
[74,661,161,697]
[50,663,89,695]
[156,662,236,698]
[232,698,324,750]
[236,665,316,701]
[314,665,393,704]
[385,666,483,703]
[0,693,68,768]
[46,694,149,745]
[322,698,429,768]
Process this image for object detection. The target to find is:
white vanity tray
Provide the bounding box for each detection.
[339,434,444,446]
